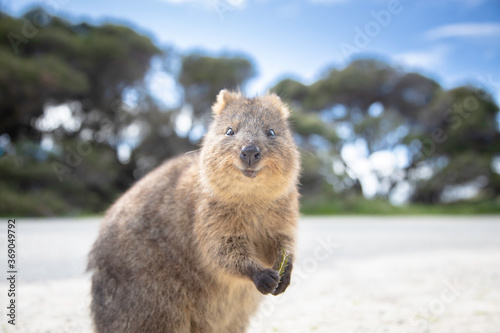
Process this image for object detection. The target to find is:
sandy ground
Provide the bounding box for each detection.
[1,216,499,333]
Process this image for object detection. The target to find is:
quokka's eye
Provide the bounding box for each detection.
[225,127,235,136]
[267,129,276,137]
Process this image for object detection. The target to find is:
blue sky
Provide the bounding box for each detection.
[3,0,500,99]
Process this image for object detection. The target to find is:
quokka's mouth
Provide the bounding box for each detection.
[241,169,259,178]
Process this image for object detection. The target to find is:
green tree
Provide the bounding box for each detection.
[0,8,161,140]
[178,54,256,138]
[0,10,172,216]
[273,59,500,205]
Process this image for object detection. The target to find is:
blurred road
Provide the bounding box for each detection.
[7,216,500,282]
[1,216,499,333]
[4,218,101,282]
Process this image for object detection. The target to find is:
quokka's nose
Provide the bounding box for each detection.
[240,145,261,167]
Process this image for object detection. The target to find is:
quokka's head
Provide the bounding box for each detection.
[200,90,300,202]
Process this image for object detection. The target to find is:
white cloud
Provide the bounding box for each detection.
[392,45,449,71]
[156,0,191,3]
[369,150,397,177]
[175,105,193,137]
[425,22,500,41]
[307,0,349,4]
[147,71,180,108]
[36,103,82,132]
[156,0,246,8]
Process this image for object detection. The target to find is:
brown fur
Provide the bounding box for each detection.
[87,90,301,333]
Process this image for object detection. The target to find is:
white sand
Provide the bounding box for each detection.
[1,216,499,333]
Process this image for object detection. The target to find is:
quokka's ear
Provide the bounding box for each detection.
[212,89,241,116]
[264,93,291,119]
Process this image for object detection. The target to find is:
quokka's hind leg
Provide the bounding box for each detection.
[90,268,126,333]
[90,267,194,333]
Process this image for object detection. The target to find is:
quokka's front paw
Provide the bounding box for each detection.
[272,261,293,296]
[252,268,280,295]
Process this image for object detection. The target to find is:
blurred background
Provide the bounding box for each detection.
[0,0,499,216]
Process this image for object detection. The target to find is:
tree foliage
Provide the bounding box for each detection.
[179,54,255,133]
[0,8,161,140]
[272,59,500,204]
[0,10,499,216]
